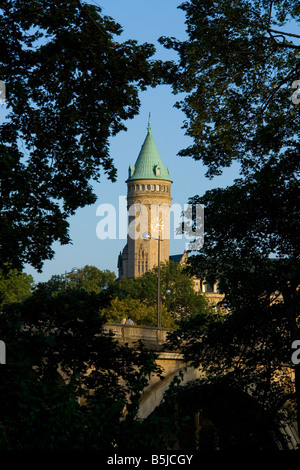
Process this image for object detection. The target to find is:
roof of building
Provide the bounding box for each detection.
[127,115,171,182]
[169,254,184,263]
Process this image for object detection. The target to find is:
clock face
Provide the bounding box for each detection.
[151,216,164,234]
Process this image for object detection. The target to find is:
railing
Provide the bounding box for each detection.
[104,323,172,350]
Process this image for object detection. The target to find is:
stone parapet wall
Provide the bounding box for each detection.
[104,323,172,351]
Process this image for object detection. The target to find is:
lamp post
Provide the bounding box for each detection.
[142,231,162,329]
[157,233,161,328]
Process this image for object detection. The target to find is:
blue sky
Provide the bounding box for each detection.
[24,0,240,283]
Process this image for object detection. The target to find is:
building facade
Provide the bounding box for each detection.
[117,117,224,306]
[118,117,172,278]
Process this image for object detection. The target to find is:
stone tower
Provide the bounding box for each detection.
[118,116,172,278]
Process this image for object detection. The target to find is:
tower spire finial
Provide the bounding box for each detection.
[147,112,152,134]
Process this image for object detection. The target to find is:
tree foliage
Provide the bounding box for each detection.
[159,374,286,450]
[0,286,167,450]
[44,265,116,295]
[160,0,300,442]
[0,0,165,271]
[160,0,300,176]
[182,143,300,434]
[71,265,116,293]
[165,281,298,449]
[112,261,211,326]
[0,268,33,308]
[101,297,175,328]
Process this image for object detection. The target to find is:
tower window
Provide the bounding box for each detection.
[145,261,148,272]
[154,165,161,176]
[136,184,139,190]
[142,261,144,273]
[151,185,155,191]
[156,185,160,191]
[138,261,140,273]
[141,184,145,191]
[146,184,150,191]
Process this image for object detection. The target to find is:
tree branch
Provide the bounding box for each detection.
[248,5,300,50]
[242,61,300,128]
[269,28,300,40]
[267,1,273,29]
[266,28,300,50]
[0,3,11,14]
[262,63,300,109]
[76,0,108,40]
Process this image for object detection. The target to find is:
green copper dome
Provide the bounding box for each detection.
[127,116,171,182]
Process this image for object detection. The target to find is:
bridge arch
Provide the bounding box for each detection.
[137,354,203,419]
[104,324,300,450]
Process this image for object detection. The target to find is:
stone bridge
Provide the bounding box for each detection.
[104,323,300,449]
[104,323,203,419]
